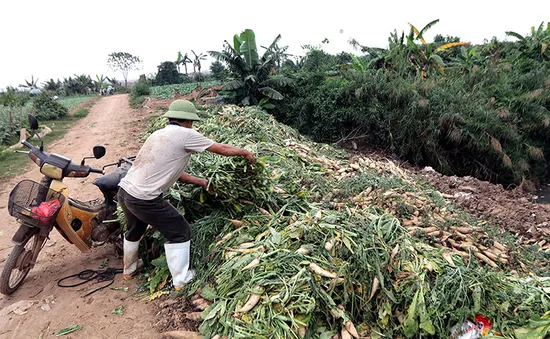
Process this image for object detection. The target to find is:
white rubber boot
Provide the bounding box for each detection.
[123,238,143,281]
[165,241,194,290]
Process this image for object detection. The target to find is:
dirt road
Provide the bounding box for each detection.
[0,95,159,339]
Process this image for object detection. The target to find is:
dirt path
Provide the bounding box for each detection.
[0,95,159,339]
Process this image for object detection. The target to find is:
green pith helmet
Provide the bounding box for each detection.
[163,99,201,121]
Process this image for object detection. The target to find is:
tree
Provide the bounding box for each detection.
[95,74,107,93]
[107,52,143,87]
[19,75,39,90]
[154,61,182,85]
[191,50,207,81]
[176,52,193,75]
[43,79,62,91]
[209,29,293,107]
[210,61,227,80]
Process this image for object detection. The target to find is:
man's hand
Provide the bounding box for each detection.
[179,173,213,194]
[200,179,214,195]
[207,143,256,163]
[242,150,255,163]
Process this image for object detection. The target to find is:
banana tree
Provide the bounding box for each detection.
[176,52,193,75]
[191,50,207,82]
[95,74,107,92]
[19,75,39,90]
[406,20,470,78]
[506,22,550,60]
[209,29,293,107]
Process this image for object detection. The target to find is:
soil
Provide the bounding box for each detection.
[417,168,550,242]
[0,94,160,339]
[341,137,550,243]
[152,296,201,335]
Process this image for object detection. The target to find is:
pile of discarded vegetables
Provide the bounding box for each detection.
[134,105,550,339]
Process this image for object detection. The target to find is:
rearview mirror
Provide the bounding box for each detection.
[93,146,106,159]
[28,114,39,131]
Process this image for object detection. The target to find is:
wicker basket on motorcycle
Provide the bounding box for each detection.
[8,180,65,228]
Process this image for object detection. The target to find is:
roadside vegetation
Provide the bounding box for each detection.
[0,96,99,180]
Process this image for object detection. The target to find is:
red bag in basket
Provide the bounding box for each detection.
[31,199,61,225]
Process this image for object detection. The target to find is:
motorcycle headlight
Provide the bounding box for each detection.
[41,163,63,180]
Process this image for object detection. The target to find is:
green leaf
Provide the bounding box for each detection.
[403,290,419,337]
[430,54,445,67]
[418,19,440,41]
[239,29,259,69]
[98,258,109,269]
[258,87,284,100]
[202,284,217,301]
[261,76,294,87]
[269,226,282,244]
[151,255,167,268]
[233,34,242,54]
[56,325,82,336]
[222,79,244,91]
[111,305,124,315]
[505,31,525,41]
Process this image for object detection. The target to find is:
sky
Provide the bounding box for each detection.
[1,0,549,90]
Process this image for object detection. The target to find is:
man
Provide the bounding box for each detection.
[117,99,254,290]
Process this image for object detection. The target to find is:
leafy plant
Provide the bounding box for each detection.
[191,50,207,82]
[33,91,68,120]
[19,75,39,90]
[209,28,293,106]
[149,81,219,99]
[129,80,151,108]
[176,51,193,75]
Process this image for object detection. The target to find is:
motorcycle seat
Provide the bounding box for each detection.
[93,166,128,192]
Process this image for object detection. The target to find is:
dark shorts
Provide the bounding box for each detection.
[117,188,190,243]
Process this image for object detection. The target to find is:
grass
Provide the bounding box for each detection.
[0,96,100,182]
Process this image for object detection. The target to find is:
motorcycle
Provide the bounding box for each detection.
[0,114,134,295]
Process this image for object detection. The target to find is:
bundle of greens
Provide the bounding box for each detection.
[135,105,549,338]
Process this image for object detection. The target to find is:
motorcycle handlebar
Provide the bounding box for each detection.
[21,140,33,149]
[89,168,104,174]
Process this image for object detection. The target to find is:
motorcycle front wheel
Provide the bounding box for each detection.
[0,233,46,295]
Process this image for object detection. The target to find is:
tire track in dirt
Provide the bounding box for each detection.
[0,95,159,339]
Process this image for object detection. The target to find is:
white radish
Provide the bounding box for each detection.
[236,293,262,314]
[162,331,203,339]
[191,298,210,311]
[296,247,311,255]
[229,219,244,228]
[184,312,203,321]
[368,276,380,302]
[215,232,232,247]
[238,242,255,249]
[442,251,455,266]
[345,321,360,338]
[298,326,307,338]
[325,240,334,251]
[241,256,261,271]
[341,328,352,339]
[309,263,337,279]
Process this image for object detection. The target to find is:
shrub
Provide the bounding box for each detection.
[129,81,151,108]
[33,91,68,120]
[275,65,550,186]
